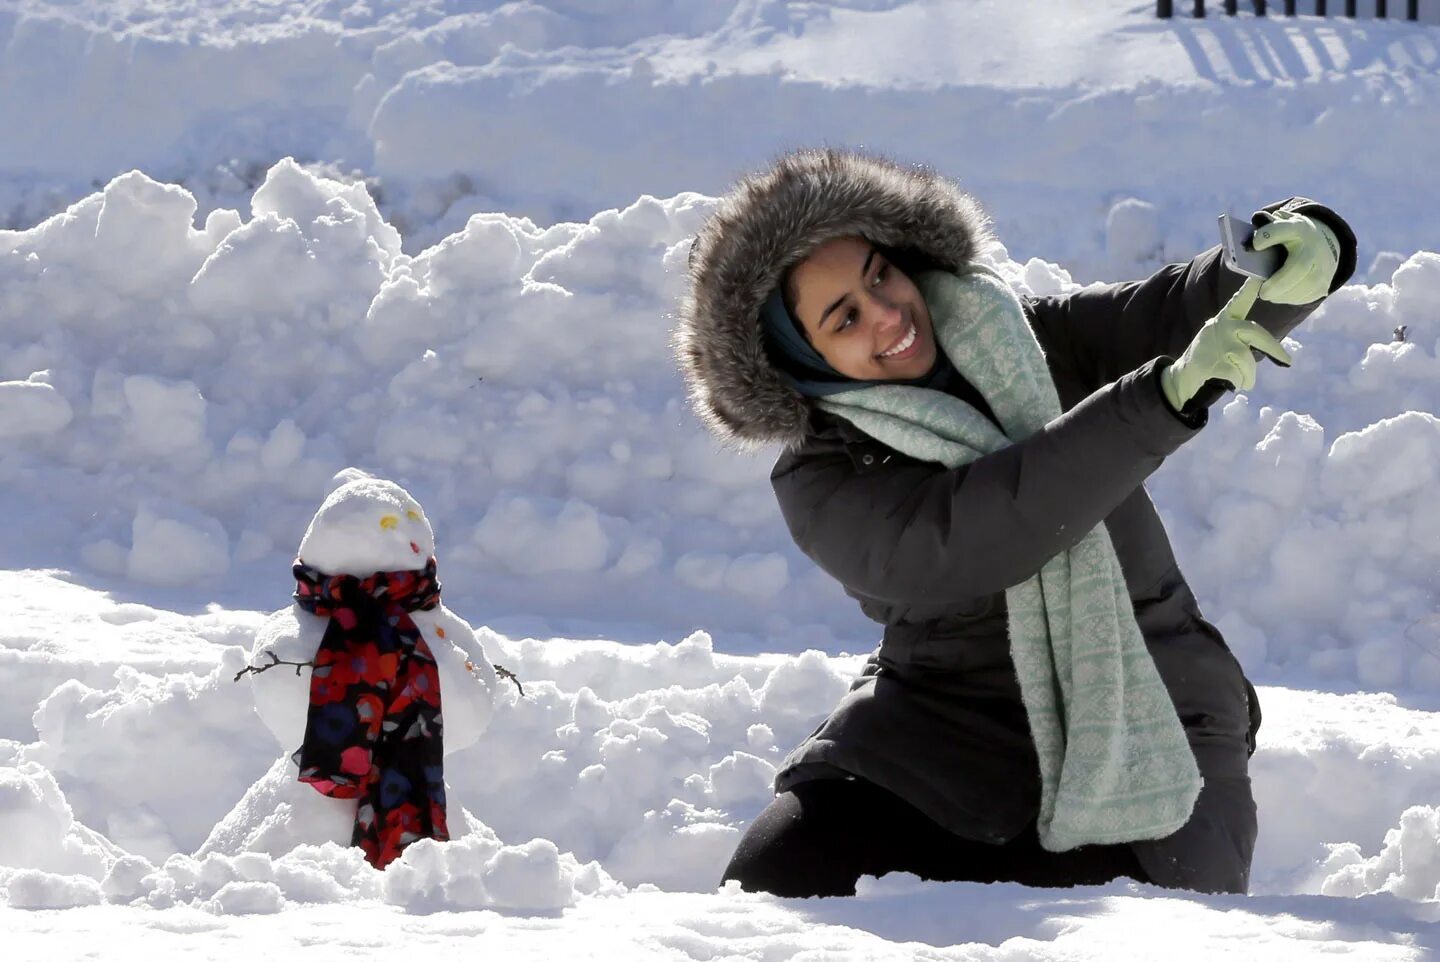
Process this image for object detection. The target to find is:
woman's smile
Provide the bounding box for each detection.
[877,319,919,360]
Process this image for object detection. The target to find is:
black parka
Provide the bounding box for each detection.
[675,149,1357,893]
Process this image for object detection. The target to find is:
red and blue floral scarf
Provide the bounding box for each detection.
[291,558,448,869]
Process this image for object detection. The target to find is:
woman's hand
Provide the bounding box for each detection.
[1160,277,1293,411]
[1252,210,1341,305]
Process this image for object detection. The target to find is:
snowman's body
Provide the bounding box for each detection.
[214,477,499,859]
[249,602,497,756]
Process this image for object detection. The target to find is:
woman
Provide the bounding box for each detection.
[674,148,1355,897]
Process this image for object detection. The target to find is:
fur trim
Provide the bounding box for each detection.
[674,147,994,450]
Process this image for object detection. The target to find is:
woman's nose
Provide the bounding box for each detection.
[865,291,903,329]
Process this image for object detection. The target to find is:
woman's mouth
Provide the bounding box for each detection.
[878,322,918,360]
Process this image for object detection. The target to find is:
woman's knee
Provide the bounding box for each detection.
[1129,774,1257,894]
[720,783,863,898]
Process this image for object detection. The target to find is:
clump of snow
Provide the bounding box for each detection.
[117,813,618,914]
[26,652,276,862]
[1105,197,1163,276]
[126,498,231,586]
[118,375,209,459]
[473,496,611,575]
[0,763,120,880]
[1248,688,1440,893]
[128,844,381,909]
[205,879,286,915]
[5,869,104,909]
[101,854,158,904]
[0,371,73,439]
[1321,806,1440,902]
[381,834,619,913]
[1392,252,1440,329]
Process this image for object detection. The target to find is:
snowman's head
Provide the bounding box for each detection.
[296,478,437,577]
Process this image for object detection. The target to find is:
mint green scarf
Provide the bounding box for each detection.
[817,266,1201,851]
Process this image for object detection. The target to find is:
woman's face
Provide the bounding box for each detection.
[787,235,936,381]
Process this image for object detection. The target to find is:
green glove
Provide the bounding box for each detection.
[1160,276,1294,412]
[1252,210,1341,305]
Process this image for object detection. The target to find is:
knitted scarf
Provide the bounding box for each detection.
[816,266,1201,851]
[291,558,448,869]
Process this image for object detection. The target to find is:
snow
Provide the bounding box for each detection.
[1,0,1439,958]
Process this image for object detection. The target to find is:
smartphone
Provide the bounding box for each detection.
[1219,213,1284,279]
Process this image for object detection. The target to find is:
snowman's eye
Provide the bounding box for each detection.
[379,515,399,530]
[406,510,421,521]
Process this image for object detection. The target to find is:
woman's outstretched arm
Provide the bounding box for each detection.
[1025,198,1357,398]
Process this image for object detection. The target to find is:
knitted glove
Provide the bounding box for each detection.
[1252,209,1341,305]
[1161,276,1294,411]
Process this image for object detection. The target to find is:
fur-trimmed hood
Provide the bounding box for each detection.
[674,148,994,450]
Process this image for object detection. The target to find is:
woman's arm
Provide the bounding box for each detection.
[1025,199,1358,398]
[771,356,1198,605]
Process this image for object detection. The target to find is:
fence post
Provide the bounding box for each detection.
[1225,0,1237,13]
[1377,0,1387,17]
[1158,0,1173,17]
[1195,0,1206,15]
[1408,0,1419,19]
[1285,0,1296,13]
[1317,0,1326,14]
[1345,0,1357,15]
[1255,0,1266,14]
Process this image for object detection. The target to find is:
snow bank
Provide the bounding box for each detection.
[4,574,858,893]
[3,2,1440,279]
[7,574,1439,904]
[3,160,1436,695]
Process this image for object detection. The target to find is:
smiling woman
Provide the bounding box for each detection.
[780,238,937,380]
[675,146,1357,898]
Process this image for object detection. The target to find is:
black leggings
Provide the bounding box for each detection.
[722,777,1149,897]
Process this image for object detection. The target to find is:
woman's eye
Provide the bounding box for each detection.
[838,308,857,330]
[873,266,888,286]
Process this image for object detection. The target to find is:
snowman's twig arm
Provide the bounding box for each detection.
[495,664,525,697]
[233,650,315,682]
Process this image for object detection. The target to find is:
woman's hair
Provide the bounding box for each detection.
[778,241,936,344]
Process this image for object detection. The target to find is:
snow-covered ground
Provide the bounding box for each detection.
[2,1,1440,958]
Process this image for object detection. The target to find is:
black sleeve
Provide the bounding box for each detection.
[771,356,1202,605]
[1024,198,1359,411]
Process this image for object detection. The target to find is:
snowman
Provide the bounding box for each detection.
[202,476,506,865]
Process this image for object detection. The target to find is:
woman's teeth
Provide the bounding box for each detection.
[880,324,916,358]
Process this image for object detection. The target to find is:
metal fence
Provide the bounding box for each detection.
[1157,1,1423,17]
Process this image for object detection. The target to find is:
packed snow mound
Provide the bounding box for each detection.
[2,161,1437,693]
